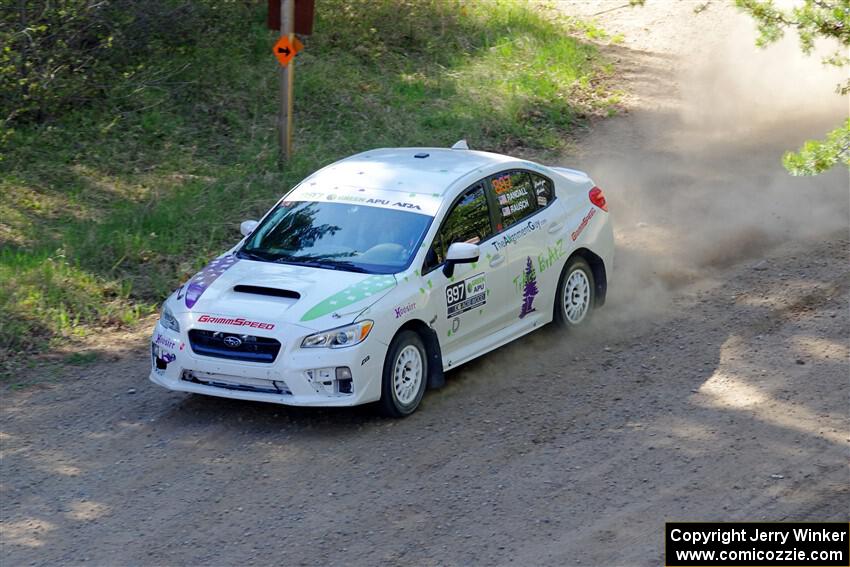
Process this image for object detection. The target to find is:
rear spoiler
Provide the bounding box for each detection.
[550,166,592,185]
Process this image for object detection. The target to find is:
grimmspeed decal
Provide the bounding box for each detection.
[446,273,486,318]
[571,208,596,241]
[197,314,275,330]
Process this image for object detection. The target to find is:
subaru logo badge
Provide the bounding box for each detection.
[223,336,242,348]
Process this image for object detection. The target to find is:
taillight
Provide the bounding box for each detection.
[589,186,608,211]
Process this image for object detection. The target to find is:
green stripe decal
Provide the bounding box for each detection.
[300,275,396,321]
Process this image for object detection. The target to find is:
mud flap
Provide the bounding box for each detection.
[421,326,445,389]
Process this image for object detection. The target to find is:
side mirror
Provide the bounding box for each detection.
[240,220,259,237]
[443,242,480,277]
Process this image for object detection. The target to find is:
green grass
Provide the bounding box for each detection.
[0,0,618,366]
[64,352,100,365]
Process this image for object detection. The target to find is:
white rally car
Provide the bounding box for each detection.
[150,142,613,416]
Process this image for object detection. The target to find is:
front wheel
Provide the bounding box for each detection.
[380,330,428,417]
[553,257,595,329]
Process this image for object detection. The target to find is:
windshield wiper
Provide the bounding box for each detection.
[240,250,374,273]
[320,260,371,273]
[287,258,372,274]
[237,249,273,262]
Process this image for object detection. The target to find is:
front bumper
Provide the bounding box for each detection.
[148,321,385,407]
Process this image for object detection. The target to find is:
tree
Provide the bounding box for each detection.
[735,0,850,175]
[519,256,538,318]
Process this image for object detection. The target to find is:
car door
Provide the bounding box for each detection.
[486,170,563,322]
[423,182,513,354]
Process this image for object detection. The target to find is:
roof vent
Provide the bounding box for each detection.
[414,152,429,159]
[451,139,469,150]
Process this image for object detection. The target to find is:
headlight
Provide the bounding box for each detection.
[301,320,373,349]
[160,303,180,333]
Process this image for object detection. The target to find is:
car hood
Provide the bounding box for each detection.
[173,255,397,330]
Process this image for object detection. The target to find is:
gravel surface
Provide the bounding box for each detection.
[2,2,848,566]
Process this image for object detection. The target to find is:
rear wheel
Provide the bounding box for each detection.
[554,257,595,329]
[380,330,428,417]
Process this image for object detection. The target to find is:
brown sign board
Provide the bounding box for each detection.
[267,0,315,35]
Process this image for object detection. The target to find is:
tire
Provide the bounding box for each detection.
[553,256,595,329]
[380,330,428,417]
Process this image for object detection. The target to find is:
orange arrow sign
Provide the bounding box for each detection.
[273,36,304,67]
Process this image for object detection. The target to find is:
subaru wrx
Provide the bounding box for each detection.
[150,142,613,416]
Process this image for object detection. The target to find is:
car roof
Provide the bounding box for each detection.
[302,147,516,197]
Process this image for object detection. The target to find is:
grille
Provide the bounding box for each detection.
[188,329,281,363]
[181,370,291,395]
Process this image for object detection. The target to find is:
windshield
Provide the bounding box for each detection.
[239,201,433,274]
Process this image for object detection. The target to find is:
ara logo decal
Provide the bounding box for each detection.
[571,208,596,241]
[393,202,422,210]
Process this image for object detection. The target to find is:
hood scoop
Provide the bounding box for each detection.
[233,285,301,300]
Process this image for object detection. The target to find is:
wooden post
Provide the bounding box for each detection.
[278,0,295,161]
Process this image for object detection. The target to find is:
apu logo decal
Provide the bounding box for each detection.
[446,273,486,318]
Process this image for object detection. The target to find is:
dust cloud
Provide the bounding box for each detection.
[567,5,849,328]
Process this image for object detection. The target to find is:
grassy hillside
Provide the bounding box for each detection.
[0,0,618,367]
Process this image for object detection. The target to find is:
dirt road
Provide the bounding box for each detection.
[2,2,848,565]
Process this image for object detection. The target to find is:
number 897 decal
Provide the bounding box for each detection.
[446,273,487,318]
